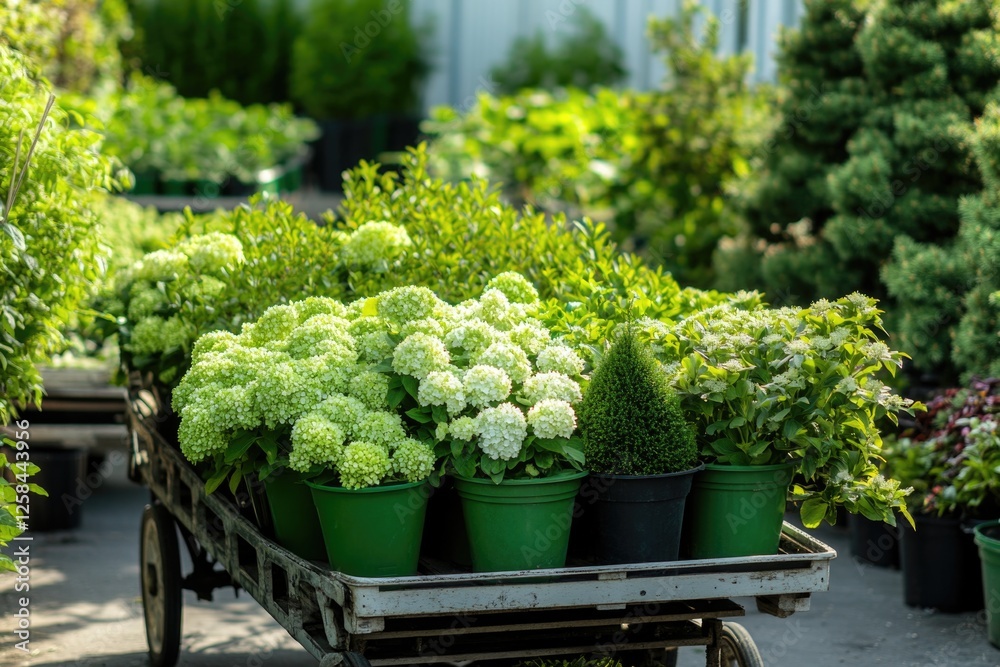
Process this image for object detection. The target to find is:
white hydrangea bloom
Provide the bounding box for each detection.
[444,320,501,354]
[314,394,368,434]
[521,371,583,405]
[535,345,585,376]
[135,250,188,281]
[527,399,577,439]
[508,321,551,356]
[474,341,532,384]
[463,365,512,408]
[475,403,528,460]
[178,232,244,274]
[417,370,467,416]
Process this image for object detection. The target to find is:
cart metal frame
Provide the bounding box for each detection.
[128,388,836,667]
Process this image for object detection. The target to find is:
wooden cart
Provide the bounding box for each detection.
[127,388,835,667]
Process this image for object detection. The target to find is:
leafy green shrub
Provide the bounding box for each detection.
[0,0,131,92]
[580,327,697,476]
[659,294,919,527]
[425,1,769,287]
[109,147,727,396]
[722,0,1000,380]
[129,0,300,105]
[290,0,427,119]
[0,45,119,424]
[490,7,626,94]
[62,76,319,182]
[886,102,1000,382]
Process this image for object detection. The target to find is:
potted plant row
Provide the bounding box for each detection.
[885,378,1000,613]
[61,77,319,197]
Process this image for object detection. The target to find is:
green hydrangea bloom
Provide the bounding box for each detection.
[289,413,347,472]
[314,394,368,434]
[353,410,407,449]
[343,221,412,266]
[295,296,348,321]
[348,370,390,410]
[444,320,500,354]
[391,438,435,483]
[135,250,188,281]
[474,288,526,331]
[449,416,477,441]
[378,285,445,325]
[177,232,244,274]
[339,441,392,489]
[246,304,300,347]
[392,332,451,379]
[127,285,168,321]
[486,272,539,304]
[508,321,551,356]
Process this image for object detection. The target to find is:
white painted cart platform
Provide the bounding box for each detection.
[127,387,836,667]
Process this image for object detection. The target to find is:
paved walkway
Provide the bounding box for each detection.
[1,461,998,667]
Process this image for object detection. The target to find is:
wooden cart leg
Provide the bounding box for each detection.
[705,618,723,667]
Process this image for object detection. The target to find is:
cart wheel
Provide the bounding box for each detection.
[140,503,182,667]
[719,622,763,667]
[338,652,372,667]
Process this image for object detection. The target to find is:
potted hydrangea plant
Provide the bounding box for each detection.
[174,296,437,574]
[578,325,702,564]
[658,293,920,557]
[371,273,588,573]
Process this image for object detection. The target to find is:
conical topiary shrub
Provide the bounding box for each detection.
[580,327,697,475]
[576,327,700,564]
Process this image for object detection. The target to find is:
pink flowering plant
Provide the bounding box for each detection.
[656,293,923,528]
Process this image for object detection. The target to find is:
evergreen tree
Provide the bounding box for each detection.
[718,0,1000,379]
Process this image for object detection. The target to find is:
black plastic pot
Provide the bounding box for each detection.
[588,464,704,565]
[387,114,423,152]
[27,448,87,532]
[315,118,388,191]
[848,513,900,568]
[900,513,984,612]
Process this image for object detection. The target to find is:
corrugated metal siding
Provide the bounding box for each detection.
[293,0,805,110]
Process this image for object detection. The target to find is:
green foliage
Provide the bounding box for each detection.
[290,0,427,119]
[128,0,300,105]
[106,198,349,387]
[885,378,1000,518]
[490,7,626,94]
[0,45,119,424]
[887,103,1000,382]
[94,196,186,272]
[0,446,46,572]
[660,293,920,527]
[0,0,131,93]
[580,327,697,476]
[724,0,1000,380]
[425,2,770,287]
[61,76,319,183]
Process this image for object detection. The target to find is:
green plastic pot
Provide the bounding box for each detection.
[974,521,1000,646]
[307,479,429,577]
[263,473,326,562]
[685,462,794,558]
[454,471,587,573]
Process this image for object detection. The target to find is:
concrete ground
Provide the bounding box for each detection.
[1,460,999,667]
